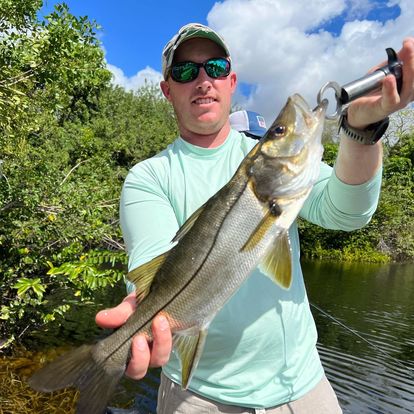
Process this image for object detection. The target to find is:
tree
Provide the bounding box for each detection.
[0,1,114,348]
[1,34,178,349]
[299,113,414,263]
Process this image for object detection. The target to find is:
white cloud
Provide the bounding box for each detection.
[107,63,162,91]
[346,0,376,19]
[207,0,413,125]
[103,0,412,125]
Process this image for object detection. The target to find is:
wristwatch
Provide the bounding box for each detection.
[339,111,389,145]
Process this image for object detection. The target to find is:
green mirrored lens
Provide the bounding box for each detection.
[171,62,199,82]
[205,58,230,78]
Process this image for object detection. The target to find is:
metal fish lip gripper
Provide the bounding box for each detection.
[317,48,403,120]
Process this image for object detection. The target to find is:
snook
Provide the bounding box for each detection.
[29,94,327,414]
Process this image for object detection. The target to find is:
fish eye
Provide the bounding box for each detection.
[273,125,286,136]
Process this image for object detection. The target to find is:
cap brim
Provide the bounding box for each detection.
[162,23,230,79]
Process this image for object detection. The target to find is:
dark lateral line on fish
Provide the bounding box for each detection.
[310,302,413,373]
[104,178,251,362]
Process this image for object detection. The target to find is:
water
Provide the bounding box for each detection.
[14,261,413,413]
[302,260,414,414]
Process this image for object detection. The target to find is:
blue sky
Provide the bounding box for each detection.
[40,0,216,76]
[39,0,412,124]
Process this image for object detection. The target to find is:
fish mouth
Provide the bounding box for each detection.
[312,98,328,119]
[289,93,327,123]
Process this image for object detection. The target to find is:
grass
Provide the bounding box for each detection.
[0,347,79,414]
[0,345,140,413]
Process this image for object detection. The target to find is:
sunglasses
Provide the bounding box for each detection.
[170,57,231,83]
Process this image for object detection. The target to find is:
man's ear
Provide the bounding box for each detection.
[230,72,237,94]
[160,80,172,102]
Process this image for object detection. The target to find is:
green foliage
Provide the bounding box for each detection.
[321,142,338,166]
[0,2,177,348]
[0,1,111,140]
[47,250,127,293]
[300,123,414,263]
[13,277,45,299]
[0,83,177,346]
[91,85,178,165]
[299,218,390,263]
[373,132,414,261]
[0,0,43,30]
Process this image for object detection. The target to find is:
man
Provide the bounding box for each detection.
[229,109,267,139]
[97,23,414,413]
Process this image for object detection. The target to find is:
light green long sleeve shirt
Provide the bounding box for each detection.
[120,130,381,408]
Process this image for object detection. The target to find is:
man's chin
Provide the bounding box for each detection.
[194,120,224,135]
[196,111,225,126]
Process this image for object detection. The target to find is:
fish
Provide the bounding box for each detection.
[28,93,327,414]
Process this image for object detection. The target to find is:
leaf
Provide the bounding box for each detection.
[13,278,46,299]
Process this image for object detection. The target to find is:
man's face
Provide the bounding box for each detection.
[160,38,237,138]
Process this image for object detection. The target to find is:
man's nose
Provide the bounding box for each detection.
[196,68,212,92]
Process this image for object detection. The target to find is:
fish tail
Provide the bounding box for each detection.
[29,344,125,414]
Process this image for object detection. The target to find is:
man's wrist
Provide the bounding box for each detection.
[339,111,389,145]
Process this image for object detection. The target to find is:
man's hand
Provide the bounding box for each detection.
[335,37,414,185]
[348,37,414,129]
[95,293,173,379]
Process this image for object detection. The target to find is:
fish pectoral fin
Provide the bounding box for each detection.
[240,208,278,252]
[173,329,208,389]
[126,253,168,303]
[261,231,293,289]
[172,203,206,243]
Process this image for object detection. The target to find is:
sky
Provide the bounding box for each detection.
[40,0,413,125]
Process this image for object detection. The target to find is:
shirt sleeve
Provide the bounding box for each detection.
[300,162,382,231]
[120,160,179,293]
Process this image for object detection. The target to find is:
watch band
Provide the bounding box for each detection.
[340,112,389,145]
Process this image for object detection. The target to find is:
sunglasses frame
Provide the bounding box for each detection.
[169,57,231,83]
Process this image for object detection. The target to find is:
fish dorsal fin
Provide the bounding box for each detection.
[240,207,278,252]
[172,203,206,243]
[126,253,168,303]
[261,231,292,289]
[173,328,208,389]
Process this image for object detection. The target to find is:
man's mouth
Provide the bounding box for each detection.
[193,97,215,105]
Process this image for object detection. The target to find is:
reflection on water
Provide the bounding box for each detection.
[302,260,414,414]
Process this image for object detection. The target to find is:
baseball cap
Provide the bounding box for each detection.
[162,23,230,80]
[229,110,267,138]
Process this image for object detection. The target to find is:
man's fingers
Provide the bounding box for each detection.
[400,38,414,104]
[95,296,172,380]
[125,315,172,380]
[125,335,151,379]
[149,314,172,367]
[380,75,400,112]
[95,292,136,329]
